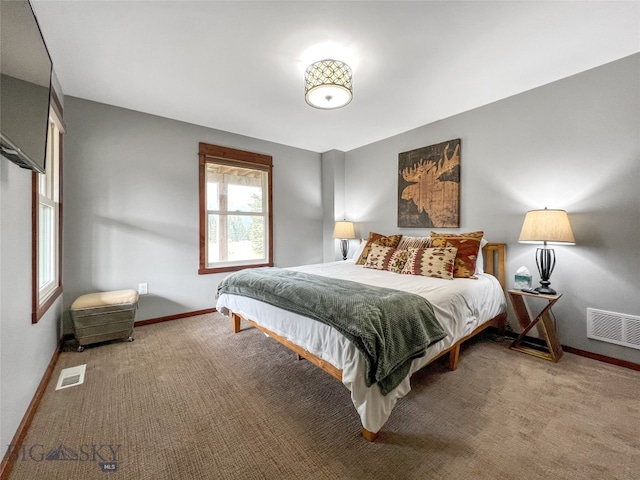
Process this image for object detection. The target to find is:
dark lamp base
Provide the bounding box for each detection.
[535,286,557,295]
[535,248,557,295]
[339,239,349,261]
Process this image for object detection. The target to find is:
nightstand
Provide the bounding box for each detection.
[507,289,563,362]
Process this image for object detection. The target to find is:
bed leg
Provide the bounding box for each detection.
[362,428,379,442]
[448,343,461,371]
[496,312,507,336]
[232,313,241,333]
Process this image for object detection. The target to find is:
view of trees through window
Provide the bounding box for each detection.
[205,164,267,265]
[207,201,265,262]
[199,142,273,274]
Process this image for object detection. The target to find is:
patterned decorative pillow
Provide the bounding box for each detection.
[396,235,431,250]
[384,249,410,274]
[401,247,458,279]
[355,232,403,265]
[363,245,410,273]
[363,244,393,270]
[429,231,484,278]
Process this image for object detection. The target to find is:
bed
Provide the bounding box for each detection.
[216,241,507,441]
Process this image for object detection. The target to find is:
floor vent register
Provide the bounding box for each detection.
[55,364,87,390]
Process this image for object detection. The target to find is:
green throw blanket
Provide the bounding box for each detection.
[217,267,447,395]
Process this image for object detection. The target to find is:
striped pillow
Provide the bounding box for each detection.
[396,235,430,250]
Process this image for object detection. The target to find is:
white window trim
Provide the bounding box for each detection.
[32,97,64,323]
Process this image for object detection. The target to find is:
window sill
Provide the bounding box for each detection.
[33,285,63,323]
[199,262,273,275]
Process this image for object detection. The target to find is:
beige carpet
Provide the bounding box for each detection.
[8,313,640,480]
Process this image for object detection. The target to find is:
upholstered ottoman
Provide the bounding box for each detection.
[70,289,139,352]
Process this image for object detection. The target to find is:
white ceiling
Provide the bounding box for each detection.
[31,1,640,153]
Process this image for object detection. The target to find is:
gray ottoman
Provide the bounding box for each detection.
[70,289,139,352]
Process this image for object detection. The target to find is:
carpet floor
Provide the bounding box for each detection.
[7,312,640,479]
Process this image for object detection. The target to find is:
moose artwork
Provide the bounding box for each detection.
[397,139,461,228]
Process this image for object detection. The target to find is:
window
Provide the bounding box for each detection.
[199,142,273,274]
[32,97,63,322]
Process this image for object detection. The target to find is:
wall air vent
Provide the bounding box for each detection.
[587,308,640,350]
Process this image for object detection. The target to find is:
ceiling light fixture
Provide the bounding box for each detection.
[304,59,353,110]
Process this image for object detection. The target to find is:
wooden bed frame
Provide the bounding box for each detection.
[230,242,507,442]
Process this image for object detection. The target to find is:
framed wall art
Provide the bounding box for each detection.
[397,138,461,228]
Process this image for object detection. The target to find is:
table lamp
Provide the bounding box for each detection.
[518,208,575,294]
[332,221,355,260]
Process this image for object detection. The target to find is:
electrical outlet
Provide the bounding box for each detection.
[138,283,148,295]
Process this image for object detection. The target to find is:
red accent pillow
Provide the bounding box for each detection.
[429,231,484,278]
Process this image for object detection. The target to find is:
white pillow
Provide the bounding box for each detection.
[351,239,366,261]
[475,238,488,274]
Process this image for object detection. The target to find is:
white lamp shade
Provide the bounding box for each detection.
[332,221,355,239]
[518,209,576,244]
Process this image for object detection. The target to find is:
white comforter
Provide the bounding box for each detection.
[216,260,506,433]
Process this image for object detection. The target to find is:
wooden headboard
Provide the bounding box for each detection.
[483,242,506,291]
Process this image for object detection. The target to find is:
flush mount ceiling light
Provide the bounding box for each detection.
[304,59,353,110]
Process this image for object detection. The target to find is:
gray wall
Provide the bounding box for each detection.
[344,54,640,363]
[0,159,62,454]
[62,97,324,323]
[321,149,348,262]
